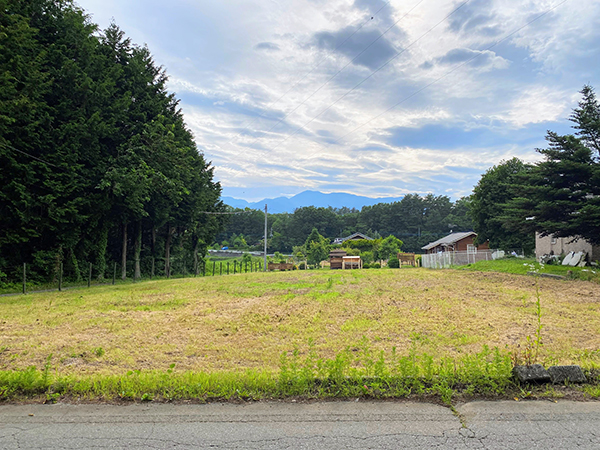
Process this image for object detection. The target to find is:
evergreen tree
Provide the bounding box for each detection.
[503,133,600,245]
[500,86,600,246]
[470,158,534,253]
[0,0,225,282]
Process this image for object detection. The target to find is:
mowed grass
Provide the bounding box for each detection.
[455,257,600,282]
[1,268,600,378]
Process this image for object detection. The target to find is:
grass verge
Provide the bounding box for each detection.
[1,344,598,404]
[454,258,600,283]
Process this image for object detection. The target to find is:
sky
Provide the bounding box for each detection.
[76,0,600,202]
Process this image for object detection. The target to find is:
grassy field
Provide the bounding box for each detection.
[1,267,599,380]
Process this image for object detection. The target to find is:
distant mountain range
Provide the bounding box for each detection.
[222,190,404,214]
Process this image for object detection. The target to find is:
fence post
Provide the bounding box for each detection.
[22,263,26,294]
[258,261,261,272]
[245,261,247,273]
[58,262,63,292]
[88,263,92,287]
[113,262,116,285]
[212,261,215,276]
[234,261,237,274]
[227,261,230,275]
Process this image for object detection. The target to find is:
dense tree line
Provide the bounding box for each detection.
[217,194,473,254]
[0,0,224,283]
[469,85,600,253]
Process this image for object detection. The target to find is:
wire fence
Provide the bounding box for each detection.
[0,258,265,296]
[421,249,523,269]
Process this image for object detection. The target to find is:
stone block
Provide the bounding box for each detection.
[547,365,587,384]
[512,364,551,384]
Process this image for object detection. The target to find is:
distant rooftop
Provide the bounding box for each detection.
[333,232,373,244]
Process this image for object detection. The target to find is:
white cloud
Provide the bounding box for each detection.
[75,0,600,200]
[494,86,574,128]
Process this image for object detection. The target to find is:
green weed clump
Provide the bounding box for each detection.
[278,341,514,404]
[0,343,520,405]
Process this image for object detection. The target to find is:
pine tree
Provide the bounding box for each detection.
[503,86,600,246]
[470,158,534,252]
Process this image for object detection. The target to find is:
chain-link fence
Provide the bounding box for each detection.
[421,249,524,269]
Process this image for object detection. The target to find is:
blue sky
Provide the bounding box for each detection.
[76,0,600,201]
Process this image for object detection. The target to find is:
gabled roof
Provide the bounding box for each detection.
[338,232,373,242]
[421,231,477,250]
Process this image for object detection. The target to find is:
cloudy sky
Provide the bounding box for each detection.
[76,0,600,201]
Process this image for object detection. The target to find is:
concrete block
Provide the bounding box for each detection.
[512,364,552,384]
[547,365,587,384]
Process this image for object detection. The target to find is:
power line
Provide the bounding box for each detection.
[265,0,471,152]
[233,1,394,140]
[198,210,257,215]
[242,0,426,146]
[333,0,570,146]
[0,142,59,168]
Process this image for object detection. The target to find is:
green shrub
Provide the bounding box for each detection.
[343,248,361,257]
[361,251,374,264]
[387,257,400,268]
[371,263,381,269]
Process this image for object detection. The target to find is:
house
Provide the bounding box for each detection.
[332,232,373,245]
[421,231,489,254]
[536,233,600,262]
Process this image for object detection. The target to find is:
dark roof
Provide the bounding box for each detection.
[338,232,373,242]
[421,232,477,251]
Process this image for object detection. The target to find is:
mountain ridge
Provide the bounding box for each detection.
[222,190,404,213]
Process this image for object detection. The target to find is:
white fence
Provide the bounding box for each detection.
[421,250,505,269]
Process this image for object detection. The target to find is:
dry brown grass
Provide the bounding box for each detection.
[1,269,599,375]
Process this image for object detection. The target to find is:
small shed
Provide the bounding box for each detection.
[329,249,347,270]
[397,252,417,267]
[342,255,362,270]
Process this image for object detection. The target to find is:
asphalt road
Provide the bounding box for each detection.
[1,400,599,449]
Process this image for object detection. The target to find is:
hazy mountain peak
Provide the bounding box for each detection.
[222,190,404,213]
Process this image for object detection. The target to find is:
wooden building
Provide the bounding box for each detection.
[397,252,417,267]
[329,249,347,270]
[342,255,362,269]
[421,232,489,254]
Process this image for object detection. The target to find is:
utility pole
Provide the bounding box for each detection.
[264,204,268,272]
